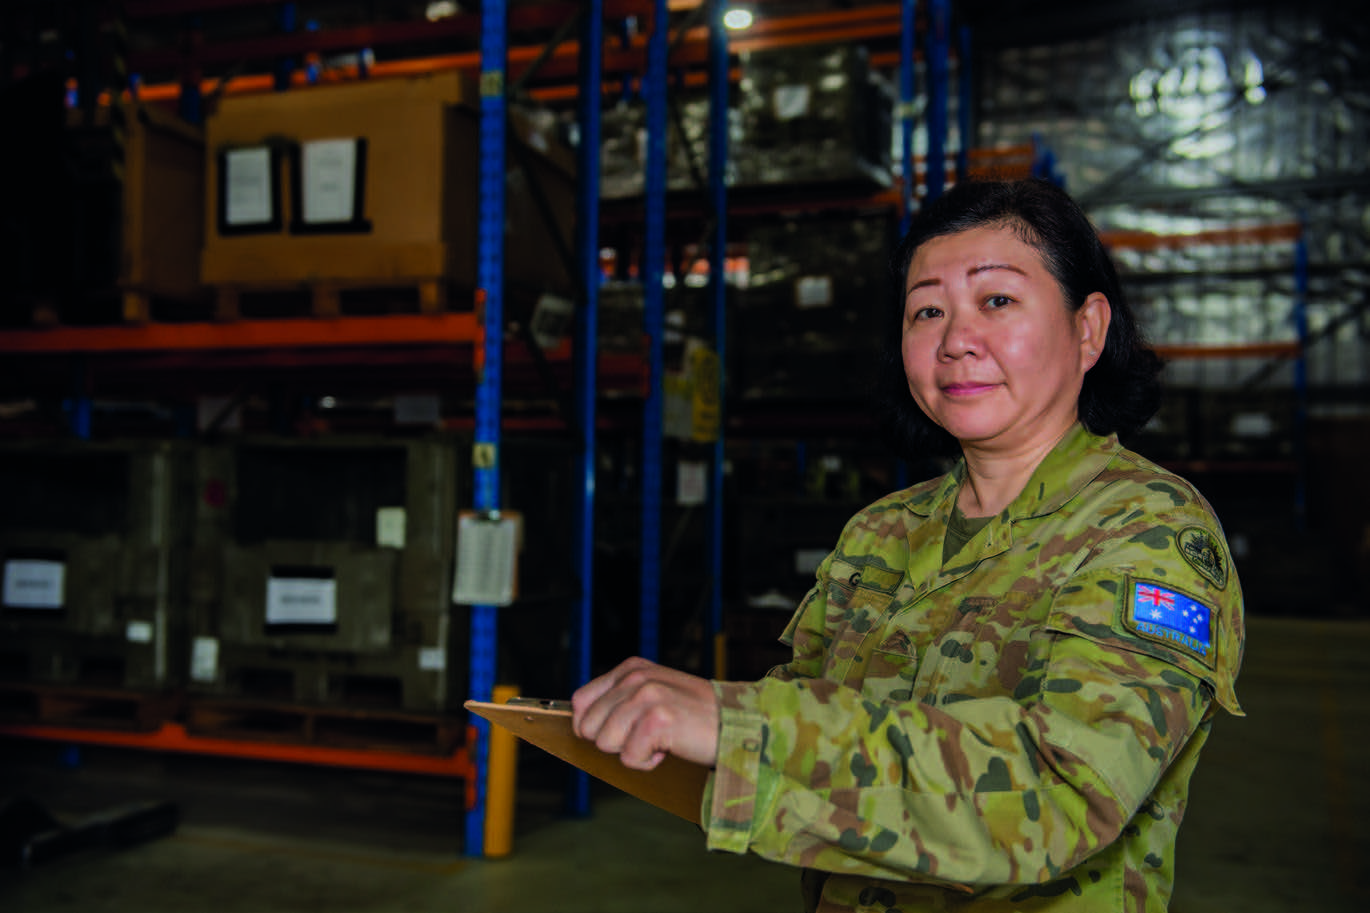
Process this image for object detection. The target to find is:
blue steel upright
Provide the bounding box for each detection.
[958,26,972,183]
[926,0,950,202]
[466,0,508,858]
[706,0,729,676]
[274,3,298,91]
[899,0,917,234]
[639,0,669,663]
[569,1,605,819]
[1293,221,1309,534]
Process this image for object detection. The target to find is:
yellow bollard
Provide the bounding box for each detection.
[484,683,520,858]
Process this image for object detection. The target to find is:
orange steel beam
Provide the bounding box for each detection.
[0,313,480,354]
[0,720,475,779]
[1154,342,1302,360]
[126,4,911,104]
[1101,223,1303,251]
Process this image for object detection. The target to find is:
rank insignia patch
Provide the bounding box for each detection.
[1177,526,1228,589]
[1125,579,1215,667]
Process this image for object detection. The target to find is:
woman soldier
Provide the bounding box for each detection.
[573,178,1245,912]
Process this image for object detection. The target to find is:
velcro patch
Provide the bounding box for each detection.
[1123,578,1215,668]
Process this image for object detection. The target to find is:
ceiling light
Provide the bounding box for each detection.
[723,7,754,30]
[425,1,458,21]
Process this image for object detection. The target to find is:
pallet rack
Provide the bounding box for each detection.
[0,0,973,856]
[1101,220,1311,535]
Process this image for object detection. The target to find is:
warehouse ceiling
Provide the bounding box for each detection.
[3,0,1348,107]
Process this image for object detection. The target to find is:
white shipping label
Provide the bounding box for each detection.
[796,276,834,309]
[772,84,811,120]
[126,620,155,644]
[2,559,65,610]
[418,646,446,672]
[676,460,708,507]
[376,506,407,549]
[224,147,274,226]
[266,577,338,625]
[301,138,359,224]
[190,637,220,683]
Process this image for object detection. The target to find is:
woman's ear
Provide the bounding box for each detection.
[1079,292,1112,368]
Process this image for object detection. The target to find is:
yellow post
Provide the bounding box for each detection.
[484,683,520,857]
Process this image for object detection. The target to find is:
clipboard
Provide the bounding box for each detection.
[465,699,711,825]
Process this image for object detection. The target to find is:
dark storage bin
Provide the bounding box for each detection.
[0,440,194,690]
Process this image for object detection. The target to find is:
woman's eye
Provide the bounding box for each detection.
[984,294,1013,309]
[910,305,942,321]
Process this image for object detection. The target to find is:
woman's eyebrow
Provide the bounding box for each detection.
[969,262,1029,278]
[906,262,1029,293]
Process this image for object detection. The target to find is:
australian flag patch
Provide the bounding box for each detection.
[1124,579,1215,667]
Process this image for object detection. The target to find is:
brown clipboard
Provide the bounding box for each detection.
[465,699,711,825]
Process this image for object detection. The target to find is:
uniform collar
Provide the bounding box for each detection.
[905,423,1120,522]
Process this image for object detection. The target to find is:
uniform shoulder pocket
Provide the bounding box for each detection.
[1044,574,1242,714]
[826,555,902,597]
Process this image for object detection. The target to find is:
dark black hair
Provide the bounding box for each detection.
[874,178,1164,462]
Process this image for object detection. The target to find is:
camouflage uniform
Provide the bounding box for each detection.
[703,424,1245,912]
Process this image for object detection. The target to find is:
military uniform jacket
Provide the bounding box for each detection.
[703,424,1245,912]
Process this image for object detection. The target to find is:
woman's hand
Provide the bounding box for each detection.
[571,656,720,770]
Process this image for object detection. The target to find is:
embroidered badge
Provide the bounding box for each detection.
[1124,579,1215,667]
[1177,526,1228,589]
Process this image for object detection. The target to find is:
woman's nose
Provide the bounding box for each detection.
[938,308,981,359]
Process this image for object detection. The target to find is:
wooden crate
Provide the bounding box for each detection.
[13,102,207,326]
[200,72,576,312]
[119,104,208,321]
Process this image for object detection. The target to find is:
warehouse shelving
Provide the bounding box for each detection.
[1101,220,1311,536]
[0,0,966,857]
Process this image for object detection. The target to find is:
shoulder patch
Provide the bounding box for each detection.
[1177,525,1228,589]
[1123,578,1216,668]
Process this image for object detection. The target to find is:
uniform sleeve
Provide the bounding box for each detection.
[702,505,1243,890]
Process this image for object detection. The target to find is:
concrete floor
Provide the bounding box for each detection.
[2,615,1367,912]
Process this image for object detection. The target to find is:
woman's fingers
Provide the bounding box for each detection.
[570,657,720,768]
[570,656,652,739]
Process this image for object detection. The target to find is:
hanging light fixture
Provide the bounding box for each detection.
[723,6,754,30]
[425,1,458,21]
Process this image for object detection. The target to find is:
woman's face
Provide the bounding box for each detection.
[900,223,1110,455]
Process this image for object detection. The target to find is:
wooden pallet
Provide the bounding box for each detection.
[5,286,212,328]
[0,682,180,732]
[119,287,217,324]
[183,697,464,756]
[7,278,458,329]
[210,276,455,321]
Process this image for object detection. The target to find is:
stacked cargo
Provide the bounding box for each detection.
[201,72,576,318]
[600,42,894,197]
[186,436,463,715]
[600,94,738,199]
[734,43,893,189]
[1107,225,1304,464]
[0,440,192,725]
[0,74,205,326]
[734,211,897,403]
[973,6,1370,615]
[182,433,576,740]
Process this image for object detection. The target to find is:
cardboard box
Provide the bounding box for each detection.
[119,104,207,319]
[201,72,575,307]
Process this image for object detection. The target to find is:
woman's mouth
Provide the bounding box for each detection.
[942,381,997,396]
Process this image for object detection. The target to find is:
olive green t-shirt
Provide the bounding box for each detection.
[943,505,993,564]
